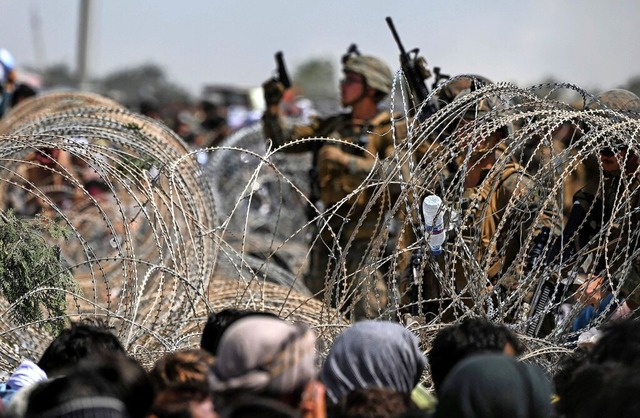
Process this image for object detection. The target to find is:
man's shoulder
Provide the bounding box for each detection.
[370,110,407,140]
[497,163,534,193]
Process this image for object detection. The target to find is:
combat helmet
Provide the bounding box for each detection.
[453,86,513,138]
[438,75,494,106]
[582,89,640,162]
[586,89,640,112]
[342,48,393,96]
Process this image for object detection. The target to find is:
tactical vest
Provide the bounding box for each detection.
[318,110,397,208]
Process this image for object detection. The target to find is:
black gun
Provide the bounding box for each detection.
[523,226,554,338]
[386,17,443,120]
[524,200,591,338]
[274,51,291,89]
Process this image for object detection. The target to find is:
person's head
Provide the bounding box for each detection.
[334,387,418,418]
[428,317,525,394]
[150,385,217,418]
[26,352,154,418]
[200,308,279,356]
[586,89,640,175]
[587,89,640,114]
[140,98,162,119]
[10,82,37,107]
[555,361,640,418]
[438,75,493,106]
[150,348,215,392]
[37,320,126,378]
[25,376,127,418]
[434,353,551,418]
[588,318,640,368]
[455,91,510,152]
[209,316,318,410]
[85,353,156,418]
[320,320,427,406]
[553,346,592,403]
[340,53,393,108]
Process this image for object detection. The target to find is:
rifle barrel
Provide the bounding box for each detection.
[385,17,407,56]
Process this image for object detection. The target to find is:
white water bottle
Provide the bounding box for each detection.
[422,194,446,256]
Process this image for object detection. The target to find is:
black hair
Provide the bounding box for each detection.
[150,384,213,418]
[37,319,125,377]
[10,83,37,107]
[552,346,591,402]
[200,308,279,355]
[428,317,525,393]
[332,387,418,418]
[589,319,640,368]
[555,361,640,418]
[139,98,160,116]
[26,352,154,418]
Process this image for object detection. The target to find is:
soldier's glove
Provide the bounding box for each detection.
[262,78,285,106]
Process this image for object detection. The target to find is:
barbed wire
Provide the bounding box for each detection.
[0,80,638,376]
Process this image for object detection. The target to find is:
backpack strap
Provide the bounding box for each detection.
[478,162,523,278]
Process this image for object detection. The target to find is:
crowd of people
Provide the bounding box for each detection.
[0,314,638,417]
[2,36,640,418]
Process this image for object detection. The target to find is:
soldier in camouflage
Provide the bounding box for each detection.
[261,50,407,319]
[404,89,559,321]
[567,89,640,321]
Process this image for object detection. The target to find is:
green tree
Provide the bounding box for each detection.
[0,211,77,333]
[100,63,191,108]
[40,63,76,89]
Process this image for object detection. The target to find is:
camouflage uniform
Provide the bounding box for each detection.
[412,157,554,320]
[403,89,559,320]
[567,90,640,307]
[262,54,407,319]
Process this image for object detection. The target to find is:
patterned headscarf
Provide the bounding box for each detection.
[209,316,317,397]
[320,320,427,404]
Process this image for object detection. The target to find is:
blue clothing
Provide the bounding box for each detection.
[0,360,47,404]
[572,293,618,333]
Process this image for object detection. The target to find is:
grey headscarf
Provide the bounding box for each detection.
[320,320,427,404]
[209,316,317,396]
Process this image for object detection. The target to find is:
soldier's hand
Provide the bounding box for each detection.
[319,145,349,167]
[262,78,286,106]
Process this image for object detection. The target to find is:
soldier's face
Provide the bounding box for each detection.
[599,150,621,173]
[340,71,366,107]
[458,118,503,153]
[599,146,635,174]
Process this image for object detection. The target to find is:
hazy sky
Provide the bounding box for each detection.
[2,0,640,97]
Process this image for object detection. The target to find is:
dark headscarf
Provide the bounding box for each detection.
[435,353,552,418]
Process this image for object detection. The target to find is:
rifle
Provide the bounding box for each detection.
[385,16,442,120]
[523,226,555,337]
[274,51,291,89]
[524,200,591,338]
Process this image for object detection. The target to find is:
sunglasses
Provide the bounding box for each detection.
[341,74,364,85]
